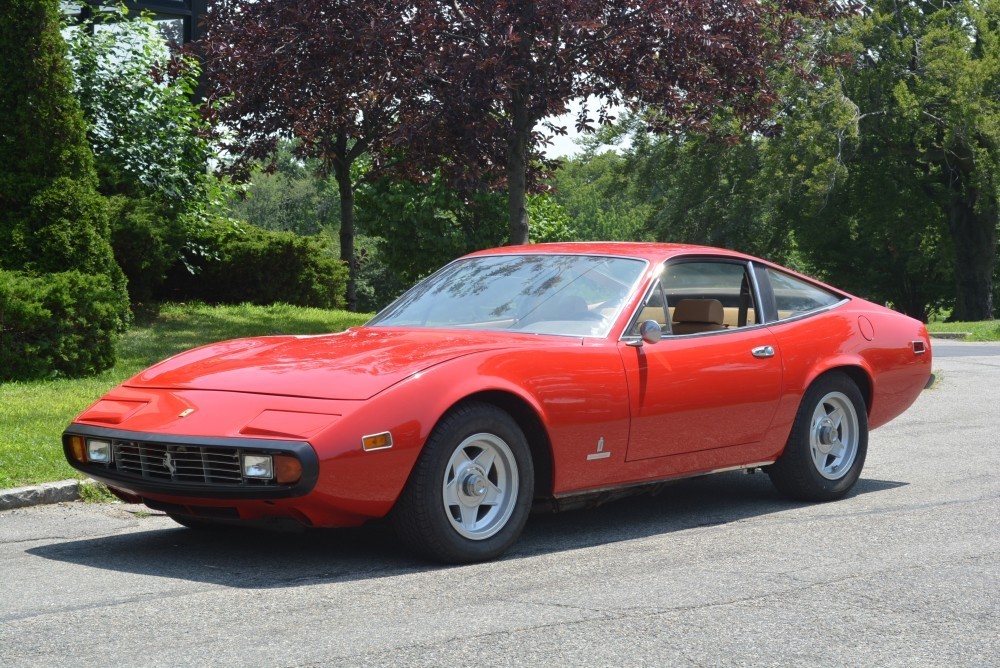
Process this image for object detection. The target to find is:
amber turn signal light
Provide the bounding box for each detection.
[361,432,393,451]
[274,455,302,484]
[68,435,87,463]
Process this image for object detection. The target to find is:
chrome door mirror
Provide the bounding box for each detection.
[639,320,662,345]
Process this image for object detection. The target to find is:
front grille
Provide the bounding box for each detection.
[111,440,275,487]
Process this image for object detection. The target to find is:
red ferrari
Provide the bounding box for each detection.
[64,243,932,562]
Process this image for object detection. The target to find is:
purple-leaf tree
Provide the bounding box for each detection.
[200,1,425,310]
[413,0,847,244]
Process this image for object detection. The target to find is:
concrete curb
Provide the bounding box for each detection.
[0,479,84,511]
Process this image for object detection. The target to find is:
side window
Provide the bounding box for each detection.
[766,268,842,320]
[626,261,759,336]
[663,262,758,334]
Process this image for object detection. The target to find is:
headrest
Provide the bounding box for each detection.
[672,299,724,325]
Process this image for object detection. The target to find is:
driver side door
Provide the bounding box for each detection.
[618,259,783,462]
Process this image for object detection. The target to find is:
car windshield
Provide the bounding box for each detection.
[368,254,647,337]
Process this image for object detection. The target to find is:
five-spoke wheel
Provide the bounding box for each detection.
[392,402,534,563]
[808,391,860,480]
[768,372,868,501]
[442,433,519,540]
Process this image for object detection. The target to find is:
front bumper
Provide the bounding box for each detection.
[63,424,319,500]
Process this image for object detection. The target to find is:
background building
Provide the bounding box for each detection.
[62,1,208,46]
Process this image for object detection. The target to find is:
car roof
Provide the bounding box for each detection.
[464,242,754,264]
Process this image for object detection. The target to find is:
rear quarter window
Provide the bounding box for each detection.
[766,268,843,320]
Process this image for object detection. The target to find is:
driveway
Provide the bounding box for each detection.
[1,340,997,666]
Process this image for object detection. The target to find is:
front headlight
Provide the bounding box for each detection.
[87,439,112,463]
[242,454,273,479]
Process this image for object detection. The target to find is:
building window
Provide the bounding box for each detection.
[62,1,207,47]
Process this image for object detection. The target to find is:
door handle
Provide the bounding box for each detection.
[751,345,775,359]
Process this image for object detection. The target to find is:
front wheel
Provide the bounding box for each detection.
[391,402,534,563]
[767,372,868,501]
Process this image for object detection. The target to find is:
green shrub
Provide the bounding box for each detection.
[108,195,187,304]
[161,220,348,308]
[0,270,129,381]
[9,178,116,274]
[0,1,130,339]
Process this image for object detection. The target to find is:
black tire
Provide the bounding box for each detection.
[391,402,534,564]
[767,372,868,502]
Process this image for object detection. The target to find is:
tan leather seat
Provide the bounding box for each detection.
[671,299,726,335]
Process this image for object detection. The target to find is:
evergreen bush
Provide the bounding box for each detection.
[0,0,130,382]
[108,195,187,304]
[0,270,128,381]
[9,178,126,285]
[161,221,349,309]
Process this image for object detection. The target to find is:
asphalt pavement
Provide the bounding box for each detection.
[0,340,997,667]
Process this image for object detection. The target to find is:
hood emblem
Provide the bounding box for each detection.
[178,408,195,418]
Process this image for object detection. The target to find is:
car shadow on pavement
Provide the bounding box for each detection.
[26,472,907,587]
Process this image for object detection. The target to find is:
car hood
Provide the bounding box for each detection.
[124,328,531,401]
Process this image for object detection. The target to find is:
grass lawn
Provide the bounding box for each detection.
[926,320,1000,341]
[0,303,371,489]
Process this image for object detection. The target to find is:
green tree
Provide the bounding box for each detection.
[775,0,999,320]
[0,0,127,307]
[0,0,128,379]
[68,7,230,303]
[356,174,508,287]
[229,141,339,236]
[583,2,999,321]
[526,194,575,243]
[549,149,653,243]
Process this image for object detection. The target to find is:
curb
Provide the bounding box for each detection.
[929,332,971,340]
[0,479,85,511]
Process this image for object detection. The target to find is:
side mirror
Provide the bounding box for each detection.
[639,320,662,345]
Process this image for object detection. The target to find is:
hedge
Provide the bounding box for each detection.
[160,220,349,309]
[0,270,128,381]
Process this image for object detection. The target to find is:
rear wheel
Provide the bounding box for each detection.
[392,402,534,563]
[768,372,868,501]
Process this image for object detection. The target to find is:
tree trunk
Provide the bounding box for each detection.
[506,91,531,245]
[332,133,356,311]
[948,192,997,321]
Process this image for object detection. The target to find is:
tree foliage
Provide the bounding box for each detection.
[201,0,426,310]
[356,174,508,287]
[0,0,128,338]
[70,8,216,206]
[0,0,95,208]
[229,140,339,236]
[414,0,850,244]
[578,1,999,321]
[549,149,653,242]
[69,7,231,303]
[770,0,1000,319]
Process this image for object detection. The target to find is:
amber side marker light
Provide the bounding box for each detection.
[274,455,302,484]
[68,435,87,463]
[361,432,393,452]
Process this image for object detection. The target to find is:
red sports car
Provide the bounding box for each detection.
[64,243,932,562]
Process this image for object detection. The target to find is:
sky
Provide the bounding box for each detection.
[540,98,628,159]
